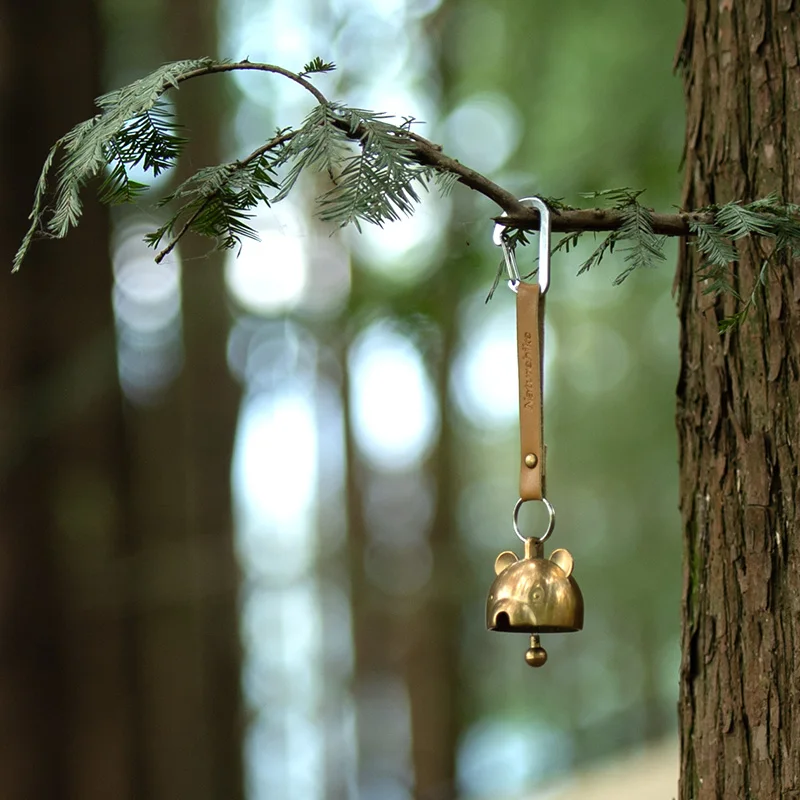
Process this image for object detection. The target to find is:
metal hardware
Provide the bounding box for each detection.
[512,496,555,544]
[486,537,584,666]
[525,635,548,667]
[492,196,551,294]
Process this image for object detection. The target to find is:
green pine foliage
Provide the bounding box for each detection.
[615,195,666,283]
[573,188,664,283]
[548,190,800,330]
[689,194,800,330]
[272,103,352,203]
[689,220,736,267]
[575,232,618,276]
[99,103,187,205]
[12,55,800,332]
[13,58,212,271]
[13,58,438,270]
[144,153,281,260]
[299,57,336,77]
[273,102,431,231]
[314,107,431,230]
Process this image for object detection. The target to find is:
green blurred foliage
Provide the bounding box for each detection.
[303,0,685,775]
[90,0,686,788]
[438,0,685,762]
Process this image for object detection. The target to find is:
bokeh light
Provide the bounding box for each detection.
[348,321,439,470]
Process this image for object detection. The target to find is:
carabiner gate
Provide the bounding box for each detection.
[492,197,551,295]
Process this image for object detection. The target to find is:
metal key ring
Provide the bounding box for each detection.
[493,196,551,295]
[512,496,555,544]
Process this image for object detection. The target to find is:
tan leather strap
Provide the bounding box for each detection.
[517,282,545,500]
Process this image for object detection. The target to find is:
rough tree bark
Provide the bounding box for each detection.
[677,2,800,797]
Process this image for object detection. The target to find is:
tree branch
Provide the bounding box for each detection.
[335,121,713,235]
[403,130,533,217]
[153,128,298,264]
[491,207,714,236]
[114,58,726,238]
[177,60,330,106]
[17,56,799,274]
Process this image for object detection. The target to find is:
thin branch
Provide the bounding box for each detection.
[177,60,330,106]
[130,58,714,233]
[493,207,714,236]
[403,130,531,216]
[245,128,299,164]
[17,56,795,275]
[173,64,533,219]
[328,121,712,233]
[155,201,208,264]
[154,128,298,263]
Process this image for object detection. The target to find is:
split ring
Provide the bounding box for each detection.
[512,496,555,544]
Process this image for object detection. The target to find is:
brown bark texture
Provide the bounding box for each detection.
[677,2,800,798]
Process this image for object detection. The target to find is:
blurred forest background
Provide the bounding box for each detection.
[0,0,684,798]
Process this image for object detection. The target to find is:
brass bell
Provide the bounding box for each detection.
[486,537,584,667]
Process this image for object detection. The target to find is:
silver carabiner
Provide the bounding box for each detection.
[492,197,551,295]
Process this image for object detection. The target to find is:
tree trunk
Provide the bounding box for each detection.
[168,3,246,792]
[403,272,462,800]
[677,3,800,797]
[125,2,244,796]
[0,1,138,797]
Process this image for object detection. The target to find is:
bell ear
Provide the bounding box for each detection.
[549,548,574,578]
[494,551,518,575]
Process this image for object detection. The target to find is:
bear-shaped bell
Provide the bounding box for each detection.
[486,537,584,666]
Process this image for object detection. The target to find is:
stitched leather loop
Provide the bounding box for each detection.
[517,282,544,500]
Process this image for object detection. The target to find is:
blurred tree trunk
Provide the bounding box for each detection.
[677,3,800,797]
[342,324,399,793]
[123,1,244,797]
[343,280,463,798]
[399,9,471,794]
[0,1,138,798]
[169,8,245,794]
[404,275,462,800]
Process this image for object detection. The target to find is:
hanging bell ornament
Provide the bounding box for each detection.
[488,196,584,667]
[486,534,584,667]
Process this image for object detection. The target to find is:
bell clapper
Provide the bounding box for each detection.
[525,635,548,668]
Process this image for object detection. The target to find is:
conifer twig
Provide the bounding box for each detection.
[177,60,330,105]
[72,58,711,234]
[153,128,298,263]
[105,59,716,237]
[13,55,800,290]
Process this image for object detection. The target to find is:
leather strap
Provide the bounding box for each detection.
[517,282,545,500]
